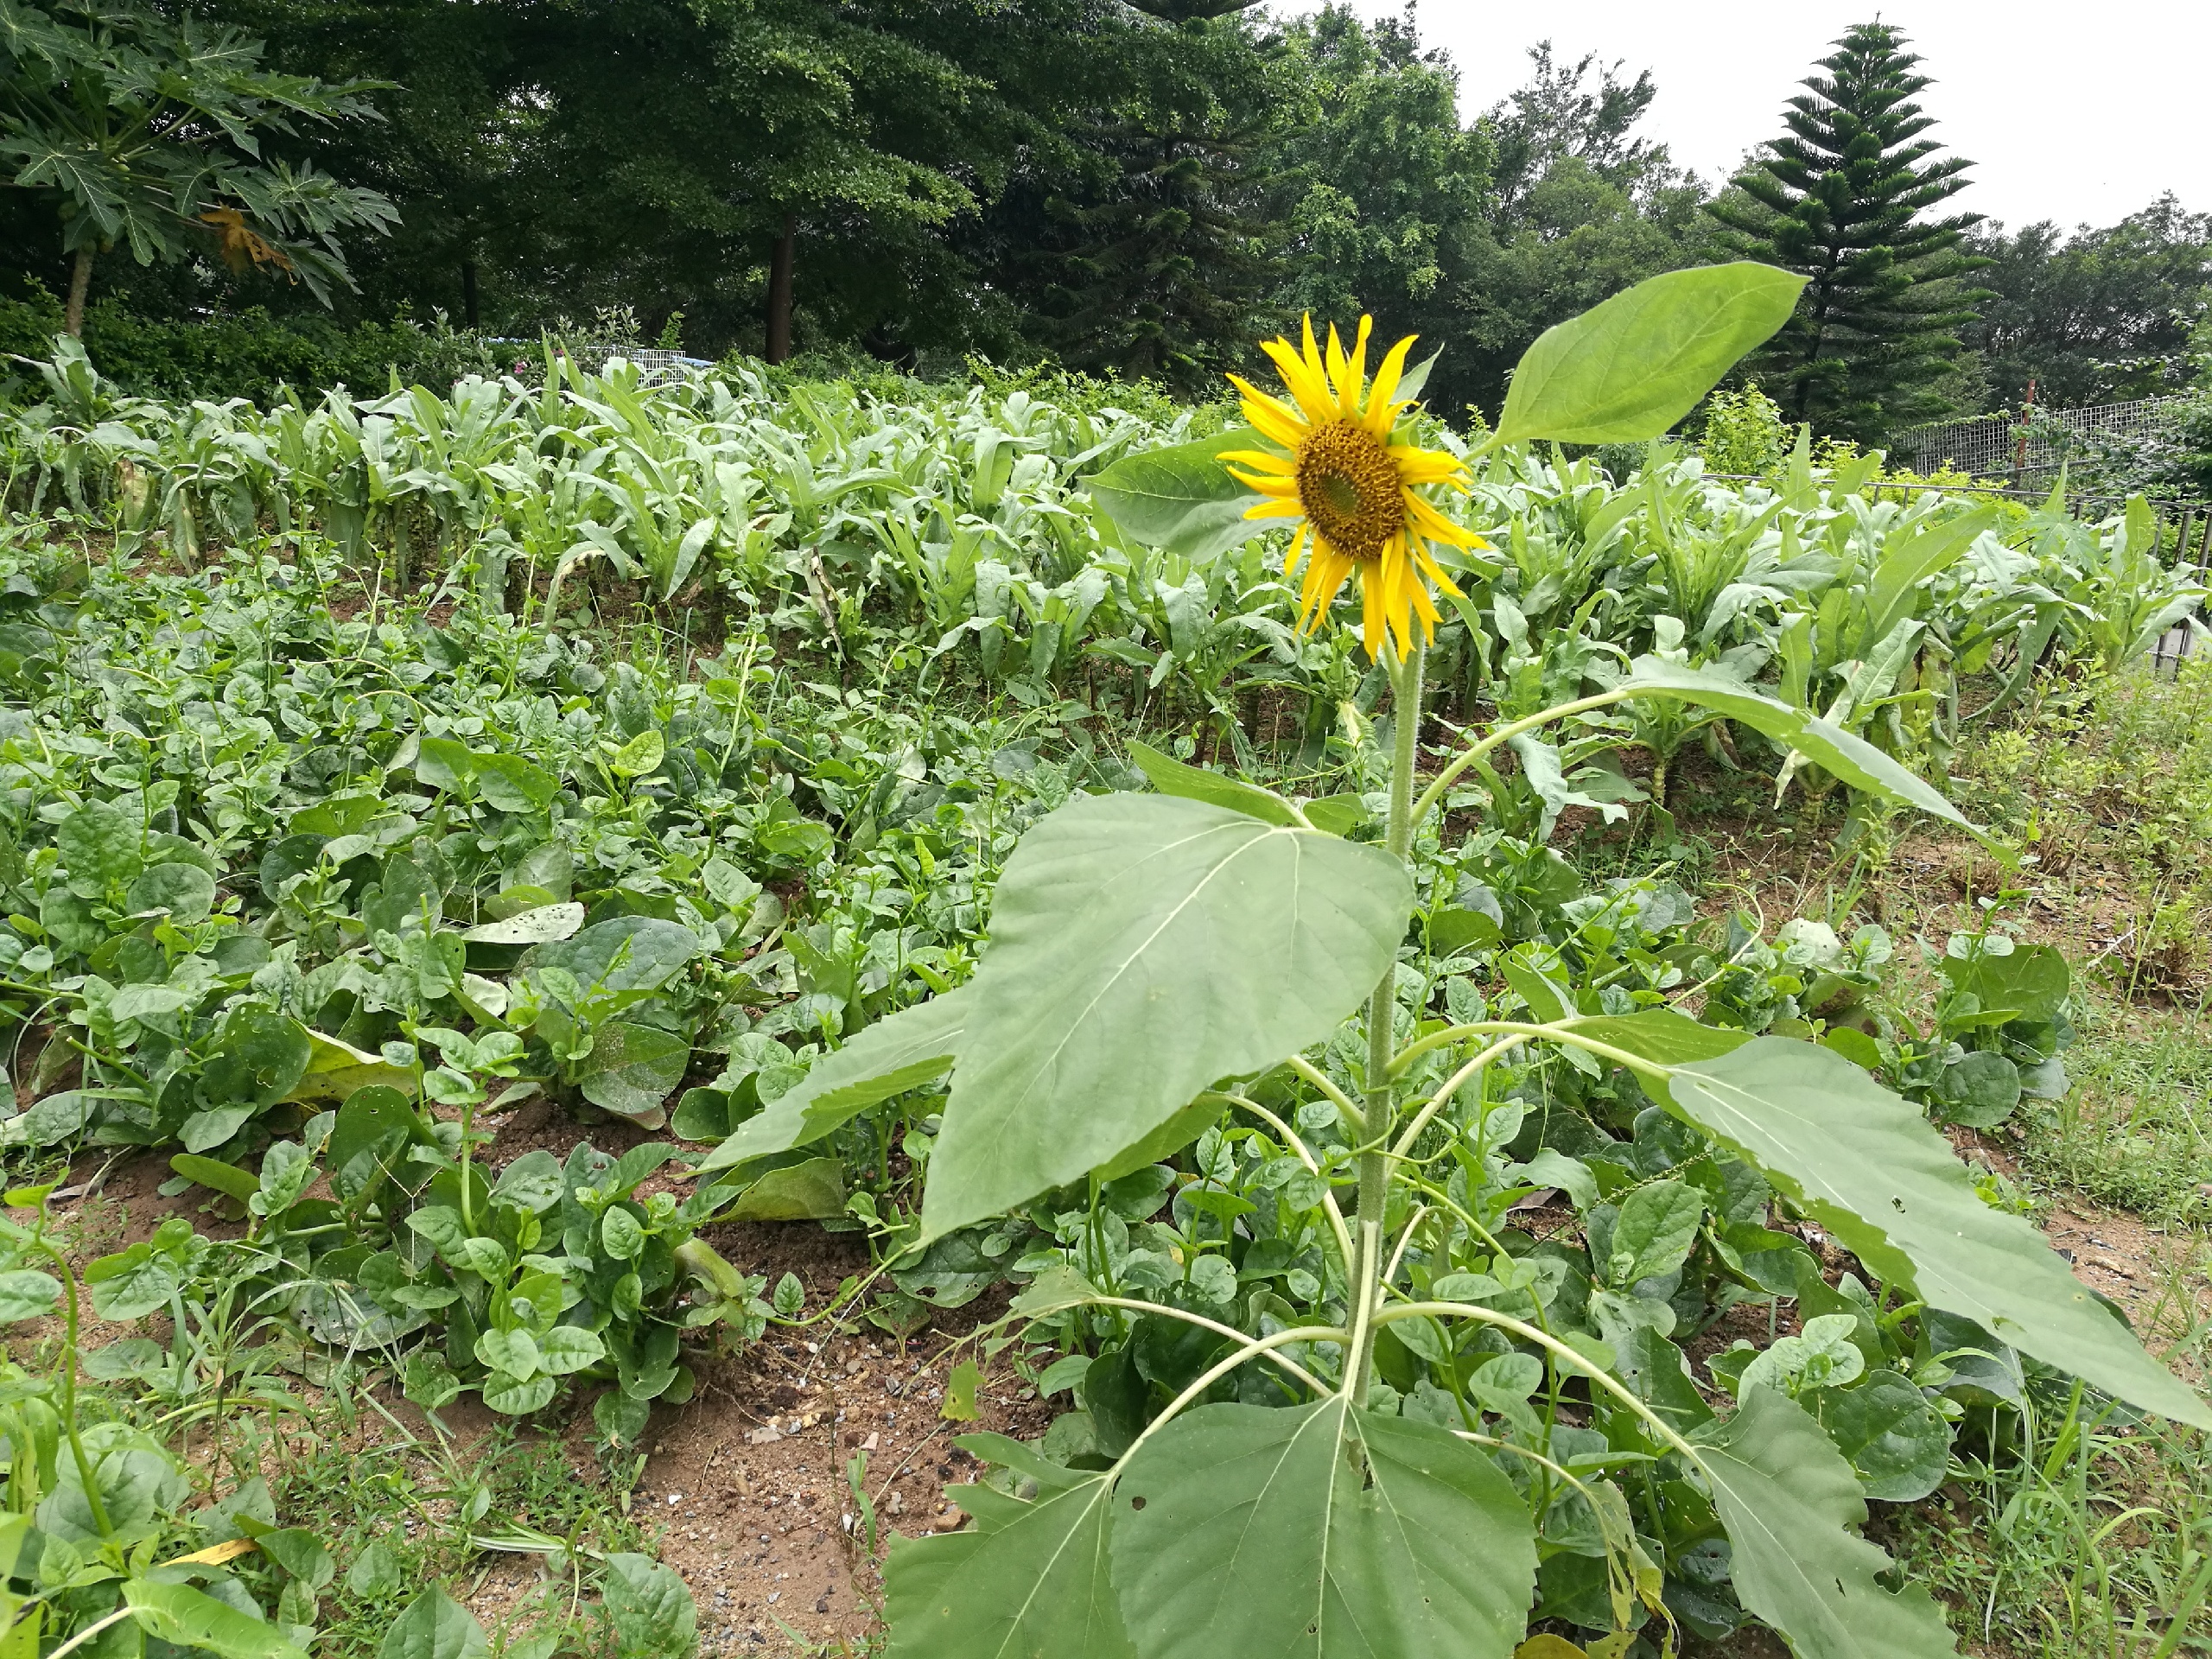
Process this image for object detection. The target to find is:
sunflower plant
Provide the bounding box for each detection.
[701,264,2212,1659]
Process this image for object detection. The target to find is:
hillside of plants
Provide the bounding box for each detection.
[0,247,2208,1659]
[9,0,2212,1655]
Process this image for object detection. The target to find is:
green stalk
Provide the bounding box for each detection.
[1348,638,1423,1405]
[35,1234,117,1541]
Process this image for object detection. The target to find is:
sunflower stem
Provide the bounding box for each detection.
[1347,637,1422,1405]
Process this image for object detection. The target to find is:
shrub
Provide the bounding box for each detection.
[0,284,508,404]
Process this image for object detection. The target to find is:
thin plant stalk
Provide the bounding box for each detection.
[1349,638,1423,1404]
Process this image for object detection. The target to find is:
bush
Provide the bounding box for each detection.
[1697,381,1793,476]
[0,283,509,404]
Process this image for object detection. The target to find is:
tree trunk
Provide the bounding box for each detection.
[462,260,480,330]
[65,248,95,338]
[765,213,796,364]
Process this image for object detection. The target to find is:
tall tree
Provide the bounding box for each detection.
[1484,41,1669,220]
[0,0,395,335]
[1452,41,1713,420]
[1262,7,1492,410]
[212,0,1169,359]
[971,11,1281,389]
[1966,198,2212,409]
[1707,22,1988,441]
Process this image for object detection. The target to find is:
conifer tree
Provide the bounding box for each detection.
[1707,22,1989,441]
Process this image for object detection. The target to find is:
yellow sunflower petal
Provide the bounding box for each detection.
[1357,562,1383,658]
[1283,521,1309,579]
[1389,445,1464,483]
[1264,336,1338,427]
[1300,315,1328,385]
[1300,545,1354,633]
[1227,375,1310,448]
[1404,492,1479,547]
[1366,334,1417,434]
[1219,449,1297,477]
[1339,315,1373,416]
[1225,468,1300,499]
[1409,539,1465,600]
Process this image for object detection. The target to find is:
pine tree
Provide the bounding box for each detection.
[1707,22,1989,441]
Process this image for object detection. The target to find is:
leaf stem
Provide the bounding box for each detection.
[1109,1325,1349,1472]
[1076,1296,1332,1396]
[1281,1053,1363,1137]
[1373,1300,1708,1470]
[31,1230,117,1541]
[1390,1035,1529,1160]
[1408,685,1645,830]
[1210,1092,1357,1281]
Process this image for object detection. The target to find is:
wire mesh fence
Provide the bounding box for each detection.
[483,337,715,385]
[1893,396,2189,480]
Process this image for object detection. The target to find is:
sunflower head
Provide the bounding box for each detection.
[1221,315,1485,662]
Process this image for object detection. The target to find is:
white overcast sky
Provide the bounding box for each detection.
[1281,1,2212,232]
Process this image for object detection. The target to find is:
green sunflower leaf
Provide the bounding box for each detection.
[1111,1397,1537,1659]
[1619,1033,2210,1431]
[1496,261,1806,445]
[1089,427,1268,560]
[885,1435,1132,1659]
[1694,1388,1957,1659]
[920,795,1410,1242]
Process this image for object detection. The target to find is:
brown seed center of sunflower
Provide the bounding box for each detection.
[1294,419,1402,563]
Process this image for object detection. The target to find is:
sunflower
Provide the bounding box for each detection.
[1222,315,1485,662]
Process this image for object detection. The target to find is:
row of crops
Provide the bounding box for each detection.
[0,286,2207,1659]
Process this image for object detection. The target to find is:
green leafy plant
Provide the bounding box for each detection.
[0,0,397,335]
[0,1182,333,1658]
[709,266,2212,1659]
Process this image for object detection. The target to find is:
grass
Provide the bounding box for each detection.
[1892,1400,2212,1657]
[2024,1007,2212,1228]
[1852,654,2212,1656]
[265,1415,660,1658]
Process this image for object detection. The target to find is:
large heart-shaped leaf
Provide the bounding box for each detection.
[1112,1398,1536,1659]
[531,917,699,1007]
[1087,427,1268,559]
[1626,1033,2211,1430]
[922,796,1410,1242]
[1496,263,1806,445]
[885,1433,1133,1659]
[1808,1370,1950,1502]
[696,990,969,1175]
[1693,1388,1956,1659]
